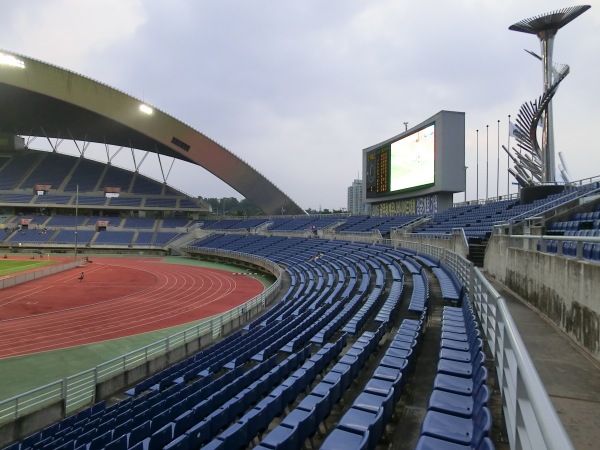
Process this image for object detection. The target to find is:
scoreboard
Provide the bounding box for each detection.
[363,110,465,205]
[366,145,390,195]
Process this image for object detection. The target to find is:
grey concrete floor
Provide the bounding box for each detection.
[488,277,600,450]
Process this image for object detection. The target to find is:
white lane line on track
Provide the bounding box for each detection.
[0,261,258,356]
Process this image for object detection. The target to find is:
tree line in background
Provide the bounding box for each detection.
[198,197,346,216]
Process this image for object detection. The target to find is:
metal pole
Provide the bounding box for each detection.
[507,114,511,196]
[497,119,500,199]
[486,125,489,201]
[464,166,467,203]
[476,129,479,201]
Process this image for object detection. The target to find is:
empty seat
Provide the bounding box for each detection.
[320,427,370,450]
[420,405,493,447]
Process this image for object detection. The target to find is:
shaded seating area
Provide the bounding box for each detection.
[45,215,87,228]
[0,152,42,190]
[20,153,77,191]
[1,194,34,204]
[131,175,164,195]
[64,158,106,192]
[76,196,108,206]
[101,165,135,193]
[123,217,156,229]
[108,197,143,207]
[53,230,95,245]
[93,231,135,246]
[161,218,190,228]
[144,197,177,208]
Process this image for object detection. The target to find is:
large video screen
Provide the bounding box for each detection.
[390,124,435,192]
[366,123,435,197]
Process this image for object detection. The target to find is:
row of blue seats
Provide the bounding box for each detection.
[374,279,403,323]
[36,343,315,450]
[321,316,425,450]
[412,253,441,269]
[198,334,348,449]
[310,292,365,345]
[408,268,430,314]
[343,288,383,335]
[572,210,600,221]
[540,239,600,261]
[416,298,494,449]
[548,218,600,231]
[255,326,385,450]
[432,262,463,303]
[11,364,244,450]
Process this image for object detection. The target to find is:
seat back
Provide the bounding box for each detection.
[471,406,493,447]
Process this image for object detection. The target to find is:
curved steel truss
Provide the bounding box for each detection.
[503,63,569,187]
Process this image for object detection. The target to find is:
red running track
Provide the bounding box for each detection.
[0,258,264,358]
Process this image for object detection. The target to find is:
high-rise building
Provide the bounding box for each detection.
[347,179,369,214]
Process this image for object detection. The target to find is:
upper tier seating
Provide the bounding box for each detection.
[20,153,77,190]
[64,158,106,192]
[0,153,42,190]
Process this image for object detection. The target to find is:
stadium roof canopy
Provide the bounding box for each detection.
[0,51,305,215]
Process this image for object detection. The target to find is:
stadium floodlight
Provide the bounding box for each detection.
[0,52,25,69]
[139,104,153,115]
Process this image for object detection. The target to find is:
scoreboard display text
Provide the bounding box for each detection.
[366,146,390,196]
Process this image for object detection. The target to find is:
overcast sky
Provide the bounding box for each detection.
[1,0,598,211]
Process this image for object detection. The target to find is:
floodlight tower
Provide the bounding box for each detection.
[509,5,590,183]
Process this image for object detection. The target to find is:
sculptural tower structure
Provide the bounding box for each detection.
[509,5,590,183]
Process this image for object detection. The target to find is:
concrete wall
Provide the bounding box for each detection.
[391,232,470,259]
[0,402,63,447]
[485,235,600,361]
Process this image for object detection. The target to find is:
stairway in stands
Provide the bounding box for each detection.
[468,239,488,267]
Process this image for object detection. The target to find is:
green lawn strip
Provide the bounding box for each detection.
[0,260,54,277]
[0,317,211,401]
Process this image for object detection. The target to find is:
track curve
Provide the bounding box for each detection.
[0,257,265,358]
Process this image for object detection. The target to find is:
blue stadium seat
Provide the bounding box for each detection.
[337,406,383,450]
[259,421,300,449]
[428,384,490,418]
[320,427,370,450]
[420,405,493,446]
[415,435,495,450]
[434,365,489,396]
[163,434,189,450]
[105,434,128,450]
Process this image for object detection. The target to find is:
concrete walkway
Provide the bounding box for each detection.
[488,278,600,450]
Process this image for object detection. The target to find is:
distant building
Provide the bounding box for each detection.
[347,179,370,214]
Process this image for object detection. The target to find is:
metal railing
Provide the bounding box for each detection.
[396,238,574,450]
[0,250,282,424]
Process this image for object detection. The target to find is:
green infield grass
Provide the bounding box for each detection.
[0,259,54,277]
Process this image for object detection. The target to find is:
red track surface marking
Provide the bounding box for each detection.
[0,258,264,358]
